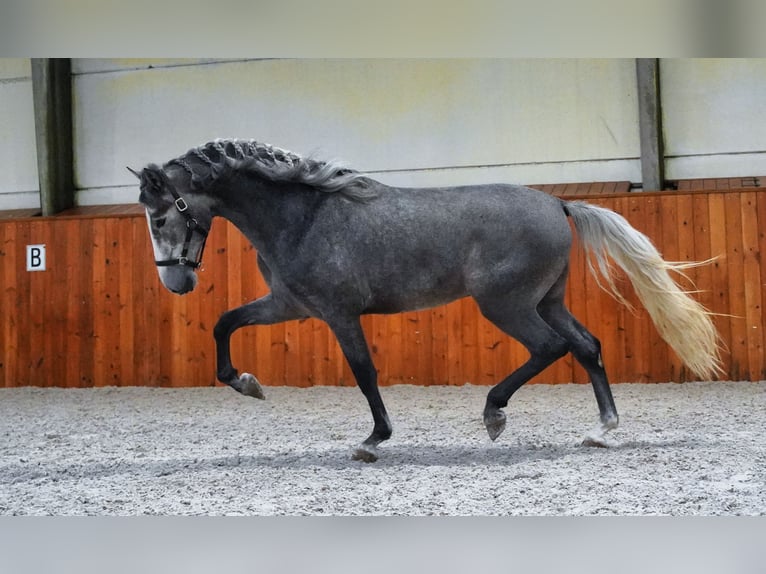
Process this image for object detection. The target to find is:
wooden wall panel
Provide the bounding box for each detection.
[0,188,765,389]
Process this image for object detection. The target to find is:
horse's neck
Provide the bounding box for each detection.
[213,180,324,256]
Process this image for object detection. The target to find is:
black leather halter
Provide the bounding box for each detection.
[154,187,209,270]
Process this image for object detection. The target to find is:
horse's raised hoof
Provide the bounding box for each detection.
[352,445,379,463]
[239,372,265,400]
[484,409,507,441]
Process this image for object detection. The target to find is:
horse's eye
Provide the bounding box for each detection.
[155,217,167,229]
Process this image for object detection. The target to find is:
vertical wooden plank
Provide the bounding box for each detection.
[63,219,82,387]
[690,192,716,377]
[415,308,433,385]
[91,218,107,386]
[476,303,500,386]
[659,193,684,381]
[181,275,202,387]
[606,196,627,381]
[292,318,312,387]
[26,220,46,385]
[707,193,731,377]
[446,300,463,385]
[369,313,387,386]
[75,219,95,387]
[723,192,747,381]
[691,193,714,311]
[12,221,28,385]
[566,217,591,385]
[186,236,212,387]
[459,298,478,385]
[0,221,22,387]
[386,310,404,386]
[284,321,306,387]
[132,216,163,386]
[640,194,669,381]
[739,191,764,380]
[757,191,766,380]
[0,224,7,387]
[169,293,188,387]
[311,315,330,385]
[675,192,696,381]
[406,310,423,385]
[622,195,650,382]
[596,197,625,383]
[430,307,449,385]
[104,218,122,386]
[47,220,69,386]
[283,314,302,386]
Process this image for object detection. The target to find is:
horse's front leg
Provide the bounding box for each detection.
[327,316,392,462]
[213,293,302,398]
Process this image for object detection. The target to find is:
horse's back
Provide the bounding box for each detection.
[363,182,572,261]
[315,182,573,314]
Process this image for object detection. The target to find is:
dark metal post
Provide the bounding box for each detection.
[31,58,74,215]
[636,58,665,192]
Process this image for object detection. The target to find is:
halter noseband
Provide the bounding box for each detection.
[154,186,209,270]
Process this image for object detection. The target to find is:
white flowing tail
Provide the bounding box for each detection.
[565,200,722,380]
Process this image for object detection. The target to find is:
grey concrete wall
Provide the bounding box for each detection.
[2,58,765,209]
[662,58,766,180]
[0,59,39,209]
[71,58,641,205]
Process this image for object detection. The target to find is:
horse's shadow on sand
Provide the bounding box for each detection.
[3,438,702,484]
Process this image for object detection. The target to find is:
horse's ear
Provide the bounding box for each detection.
[141,164,167,193]
[126,166,142,179]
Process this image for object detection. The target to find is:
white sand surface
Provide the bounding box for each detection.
[0,381,763,515]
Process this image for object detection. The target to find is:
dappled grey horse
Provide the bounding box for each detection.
[130,139,721,462]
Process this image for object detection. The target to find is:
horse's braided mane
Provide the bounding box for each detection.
[165,138,373,200]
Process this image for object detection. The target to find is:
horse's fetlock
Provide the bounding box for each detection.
[602,413,619,430]
[218,366,238,384]
[485,390,507,410]
[377,427,392,441]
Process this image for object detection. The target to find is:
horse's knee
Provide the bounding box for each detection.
[213,315,231,341]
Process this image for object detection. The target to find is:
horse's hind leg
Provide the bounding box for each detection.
[327,316,392,462]
[477,298,570,441]
[538,285,619,447]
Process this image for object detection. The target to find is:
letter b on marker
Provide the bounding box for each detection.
[26,244,46,271]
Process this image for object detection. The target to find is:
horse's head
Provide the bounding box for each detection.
[130,164,211,295]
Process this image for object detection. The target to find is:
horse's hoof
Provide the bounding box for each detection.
[352,445,379,463]
[581,430,610,448]
[581,436,609,448]
[484,409,507,441]
[240,373,265,400]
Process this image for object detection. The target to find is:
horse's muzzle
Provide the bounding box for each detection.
[159,266,198,295]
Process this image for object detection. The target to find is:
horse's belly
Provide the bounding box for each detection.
[362,280,467,314]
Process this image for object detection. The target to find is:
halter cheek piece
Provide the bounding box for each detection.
[154,187,209,270]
